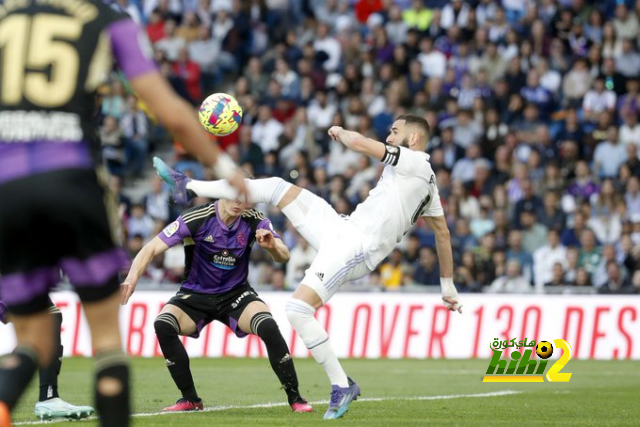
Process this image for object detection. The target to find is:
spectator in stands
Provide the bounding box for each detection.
[533,229,567,289]
[252,105,284,153]
[624,176,640,219]
[155,19,186,61]
[145,177,170,225]
[413,247,440,286]
[100,116,125,178]
[127,204,156,243]
[583,75,617,123]
[544,262,568,287]
[578,229,602,279]
[489,259,531,293]
[512,178,543,228]
[598,261,632,292]
[380,249,404,290]
[567,160,599,204]
[539,192,566,231]
[120,95,149,177]
[520,210,548,255]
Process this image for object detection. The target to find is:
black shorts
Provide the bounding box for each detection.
[166,284,264,338]
[0,168,129,315]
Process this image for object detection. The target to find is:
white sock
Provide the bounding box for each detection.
[285,299,349,387]
[187,177,291,205]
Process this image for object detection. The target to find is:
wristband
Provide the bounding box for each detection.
[213,153,237,179]
[440,277,456,295]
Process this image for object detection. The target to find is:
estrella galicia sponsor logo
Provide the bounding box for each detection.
[210,249,238,270]
[483,338,573,383]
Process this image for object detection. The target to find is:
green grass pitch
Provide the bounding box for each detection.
[11,358,640,426]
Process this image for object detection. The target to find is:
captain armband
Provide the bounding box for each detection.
[381,145,400,166]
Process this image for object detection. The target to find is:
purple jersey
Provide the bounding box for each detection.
[158,202,281,294]
[0,1,157,184]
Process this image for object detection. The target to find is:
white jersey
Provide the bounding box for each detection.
[349,146,444,269]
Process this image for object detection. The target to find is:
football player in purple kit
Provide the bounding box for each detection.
[121,199,313,414]
[0,1,245,426]
[0,299,94,420]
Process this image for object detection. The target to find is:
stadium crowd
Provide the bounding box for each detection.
[98,0,640,294]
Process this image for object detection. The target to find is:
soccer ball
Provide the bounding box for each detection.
[198,93,243,136]
[536,341,554,359]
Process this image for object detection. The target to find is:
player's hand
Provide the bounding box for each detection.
[256,229,276,249]
[227,169,248,201]
[441,278,462,313]
[442,295,463,314]
[328,126,343,141]
[120,281,136,305]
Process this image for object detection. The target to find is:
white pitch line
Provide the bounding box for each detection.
[14,390,521,425]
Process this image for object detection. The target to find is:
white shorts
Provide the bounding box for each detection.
[286,190,372,303]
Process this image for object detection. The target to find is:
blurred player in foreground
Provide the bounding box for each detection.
[154,114,462,419]
[0,1,244,426]
[0,300,94,421]
[121,199,313,413]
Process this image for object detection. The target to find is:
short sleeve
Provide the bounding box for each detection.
[107,19,157,79]
[257,218,281,240]
[157,217,191,248]
[421,182,445,218]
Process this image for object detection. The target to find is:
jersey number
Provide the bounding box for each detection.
[411,194,431,225]
[0,14,81,107]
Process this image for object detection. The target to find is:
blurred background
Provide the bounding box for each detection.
[97,0,640,296]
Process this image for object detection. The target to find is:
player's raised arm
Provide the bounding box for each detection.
[328,126,386,160]
[422,215,462,313]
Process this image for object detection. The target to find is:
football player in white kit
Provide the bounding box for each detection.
[153,114,462,420]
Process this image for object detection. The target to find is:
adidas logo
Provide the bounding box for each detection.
[204,235,214,242]
[165,359,175,367]
[279,353,292,364]
[316,272,324,281]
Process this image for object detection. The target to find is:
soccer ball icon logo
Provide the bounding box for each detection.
[198,93,243,136]
[536,341,554,359]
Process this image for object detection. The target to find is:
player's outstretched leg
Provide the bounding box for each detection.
[154,311,203,412]
[239,305,312,413]
[285,289,360,420]
[153,157,293,207]
[34,305,94,421]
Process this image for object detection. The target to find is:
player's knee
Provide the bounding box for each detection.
[250,312,277,335]
[285,299,315,329]
[154,313,180,339]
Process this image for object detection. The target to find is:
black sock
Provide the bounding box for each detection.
[251,312,301,404]
[154,313,199,402]
[95,349,130,427]
[0,347,39,409]
[39,310,62,401]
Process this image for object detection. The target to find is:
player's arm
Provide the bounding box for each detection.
[421,213,462,313]
[328,126,386,160]
[121,236,170,304]
[256,229,290,263]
